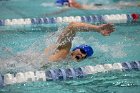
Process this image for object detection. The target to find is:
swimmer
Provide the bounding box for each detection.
[44,0,140,16]
[43,0,103,16]
[45,22,115,62]
[56,0,140,9]
[55,0,103,9]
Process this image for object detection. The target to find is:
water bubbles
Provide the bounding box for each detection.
[110,45,127,58]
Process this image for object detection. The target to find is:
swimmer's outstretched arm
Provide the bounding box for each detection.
[57,22,115,47]
[69,0,103,9]
[69,0,83,9]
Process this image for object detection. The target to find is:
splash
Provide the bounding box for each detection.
[0,25,68,73]
[97,43,127,58]
[41,2,54,7]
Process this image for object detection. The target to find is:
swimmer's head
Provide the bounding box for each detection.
[55,0,70,7]
[71,44,94,61]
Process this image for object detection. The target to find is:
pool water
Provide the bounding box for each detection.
[0,0,140,93]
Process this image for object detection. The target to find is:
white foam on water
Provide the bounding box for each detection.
[72,36,86,47]
[103,45,126,58]
[41,2,54,7]
[92,40,127,58]
[98,45,109,52]
[0,27,64,73]
[110,45,127,58]
[0,45,52,73]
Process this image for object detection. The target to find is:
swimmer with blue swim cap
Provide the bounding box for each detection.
[55,0,140,8]
[55,0,84,9]
[71,44,94,61]
[45,0,140,17]
[56,0,70,7]
[45,22,115,62]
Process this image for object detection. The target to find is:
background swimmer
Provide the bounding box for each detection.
[43,0,140,16]
[55,0,140,9]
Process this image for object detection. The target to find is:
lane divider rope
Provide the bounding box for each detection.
[0,13,139,26]
[0,61,139,87]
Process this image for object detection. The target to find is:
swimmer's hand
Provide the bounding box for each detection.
[98,24,115,36]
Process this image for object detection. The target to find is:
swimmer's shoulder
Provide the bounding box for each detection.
[45,43,71,62]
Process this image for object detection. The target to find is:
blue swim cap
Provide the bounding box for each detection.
[72,44,94,57]
[55,0,70,6]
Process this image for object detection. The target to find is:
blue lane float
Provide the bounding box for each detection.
[0,13,139,26]
[0,75,4,87]
[0,20,4,26]
[0,61,140,87]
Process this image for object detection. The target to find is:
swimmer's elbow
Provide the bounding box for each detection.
[68,22,79,29]
[69,22,77,27]
[66,22,82,33]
